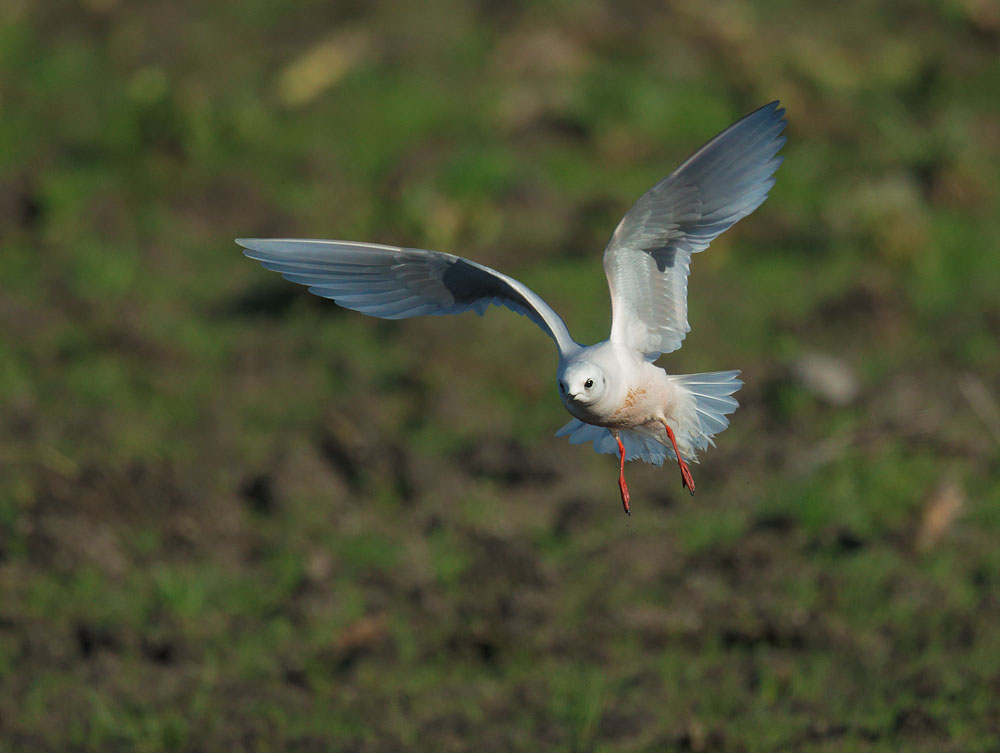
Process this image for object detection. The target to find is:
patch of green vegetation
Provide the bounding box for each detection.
[1,1,999,750]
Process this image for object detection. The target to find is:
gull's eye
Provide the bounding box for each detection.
[584,378,594,389]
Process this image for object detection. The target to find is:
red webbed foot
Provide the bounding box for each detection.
[663,421,696,496]
[678,459,696,495]
[615,434,630,515]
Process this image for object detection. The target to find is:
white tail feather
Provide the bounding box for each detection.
[669,370,742,450]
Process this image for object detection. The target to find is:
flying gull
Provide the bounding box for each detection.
[240,101,786,513]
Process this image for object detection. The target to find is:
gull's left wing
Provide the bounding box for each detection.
[238,239,579,357]
[604,101,786,360]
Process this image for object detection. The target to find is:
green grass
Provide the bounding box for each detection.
[1,1,999,751]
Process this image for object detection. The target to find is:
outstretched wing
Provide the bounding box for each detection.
[238,238,578,356]
[604,101,786,360]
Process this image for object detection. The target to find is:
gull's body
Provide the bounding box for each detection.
[240,102,786,512]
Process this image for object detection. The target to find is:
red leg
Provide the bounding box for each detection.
[615,434,631,515]
[663,422,696,495]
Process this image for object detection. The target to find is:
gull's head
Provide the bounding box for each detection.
[559,362,607,406]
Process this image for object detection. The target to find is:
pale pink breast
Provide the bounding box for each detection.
[606,379,669,429]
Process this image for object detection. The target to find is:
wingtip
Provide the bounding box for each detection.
[754,99,787,129]
[236,240,266,264]
[236,238,278,260]
[773,103,787,129]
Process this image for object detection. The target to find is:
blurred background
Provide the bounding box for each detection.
[2,1,999,750]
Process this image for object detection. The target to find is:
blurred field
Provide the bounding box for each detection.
[2,1,1000,751]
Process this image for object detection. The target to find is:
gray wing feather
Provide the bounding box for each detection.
[555,420,670,465]
[605,101,786,359]
[238,238,577,355]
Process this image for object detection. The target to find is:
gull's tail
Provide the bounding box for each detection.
[669,370,742,452]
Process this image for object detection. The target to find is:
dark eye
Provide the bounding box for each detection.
[584,378,594,389]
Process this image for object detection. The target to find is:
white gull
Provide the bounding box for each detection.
[239,101,786,513]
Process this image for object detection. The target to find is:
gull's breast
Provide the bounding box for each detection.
[604,384,654,429]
